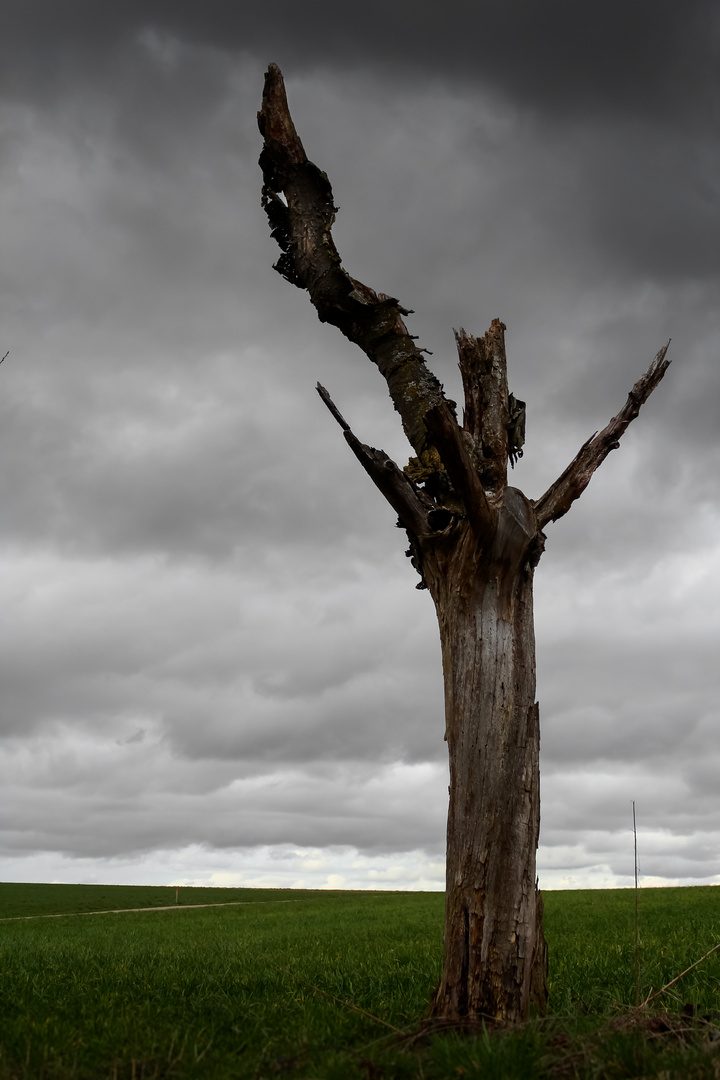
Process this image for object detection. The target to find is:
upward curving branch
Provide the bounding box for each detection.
[258,64,508,547]
[534,342,671,528]
[258,63,447,466]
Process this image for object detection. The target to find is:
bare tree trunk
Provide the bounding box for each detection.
[424,500,547,1023]
[257,62,670,1026]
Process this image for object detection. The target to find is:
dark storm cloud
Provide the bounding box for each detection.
[3,2,716,365]
[3,0,717,125]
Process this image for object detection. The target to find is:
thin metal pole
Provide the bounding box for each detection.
[633,800,639,1006]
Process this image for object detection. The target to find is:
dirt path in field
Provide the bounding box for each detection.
[0,898,315,922]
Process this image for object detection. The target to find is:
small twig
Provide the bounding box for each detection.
[642,941,720,1007]
[0,351,8,365]
[316,382,351,431]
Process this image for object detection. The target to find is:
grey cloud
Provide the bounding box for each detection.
[0,545,443,770]
[541,763,720,839]
[1,7,718,887]
[1,740,447,859]
[538,826,720,886]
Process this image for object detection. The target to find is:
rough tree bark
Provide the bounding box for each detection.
[258,64,671,1025]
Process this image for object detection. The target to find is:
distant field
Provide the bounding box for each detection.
[0,881,330,920]
[1,883,719,1078]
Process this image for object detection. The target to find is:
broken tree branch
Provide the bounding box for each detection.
[534,342,671,529]
[315,382,434,539]
[456,323,510,494]
[258,64,447,466]
[316,381,350,432]
[423,402,495,539]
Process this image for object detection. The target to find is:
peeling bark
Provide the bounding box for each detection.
[258,64,671,1026]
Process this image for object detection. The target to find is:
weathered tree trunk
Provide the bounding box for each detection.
[257,63,670,1026]
[423,496,547,1022]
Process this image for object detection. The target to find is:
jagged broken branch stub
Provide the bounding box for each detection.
[316,382,435,546]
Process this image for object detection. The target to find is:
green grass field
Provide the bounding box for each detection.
[1,883,719,1078]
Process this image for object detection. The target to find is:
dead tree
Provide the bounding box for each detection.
[258,64,670,1025]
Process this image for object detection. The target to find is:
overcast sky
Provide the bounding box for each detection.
[1,1,718,893]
